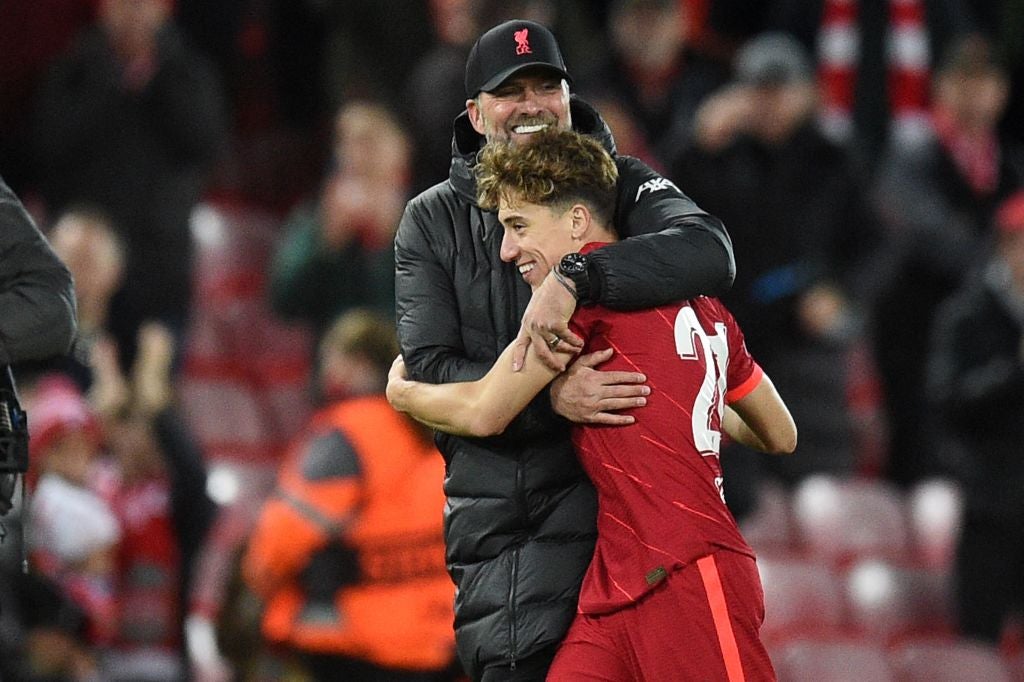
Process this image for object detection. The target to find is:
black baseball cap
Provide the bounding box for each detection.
[734,32,812,87]
[465,20,572,98]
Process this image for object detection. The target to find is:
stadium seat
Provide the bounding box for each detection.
[906,478,962,569]
[771,637,893,682]
[758,554,847,644]
[740,479,794,554]
[791,474,909,565]
[888,638,1013,682]
[843,558,954,642]
[183,201,313,465]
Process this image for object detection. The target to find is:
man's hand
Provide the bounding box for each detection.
[550,348,649,425]
[386,355,411,411]
[512,271,584,372]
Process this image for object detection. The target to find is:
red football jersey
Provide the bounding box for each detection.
[569,250,763,614]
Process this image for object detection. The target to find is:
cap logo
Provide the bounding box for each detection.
[514,28,532,55]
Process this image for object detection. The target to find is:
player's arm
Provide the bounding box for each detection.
[724,373,797,455]
[596,156,735,304]
[388,341,570,438]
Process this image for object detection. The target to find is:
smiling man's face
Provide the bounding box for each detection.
[497,197,577,290]
[467,68,572,146]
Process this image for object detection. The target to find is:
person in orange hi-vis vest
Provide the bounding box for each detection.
[243,309,460,681]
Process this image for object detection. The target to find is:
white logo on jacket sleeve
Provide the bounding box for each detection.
[635,177,680,202]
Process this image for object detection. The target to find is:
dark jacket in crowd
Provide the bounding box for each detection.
[927,259,1024,642]
[33,23,226,363]
[869,132,1024,484]
[672,121,874,363]
[928,261,1024,521]
[394,97,734,679]
[0,175,77,365]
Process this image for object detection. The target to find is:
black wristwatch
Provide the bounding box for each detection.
[557,252,592,305]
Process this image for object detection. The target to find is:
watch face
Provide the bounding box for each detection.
[560,253,587,274]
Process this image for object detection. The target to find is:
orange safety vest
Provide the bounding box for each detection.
[243,396,454,671]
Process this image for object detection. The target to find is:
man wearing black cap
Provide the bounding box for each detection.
[395,19,735,681]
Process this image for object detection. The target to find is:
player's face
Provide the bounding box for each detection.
[498,199,577,290]
[467,70,571,146]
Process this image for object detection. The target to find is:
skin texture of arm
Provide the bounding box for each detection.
[388,341,570,438]
[724,374,797,454]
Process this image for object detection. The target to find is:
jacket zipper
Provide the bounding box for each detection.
[509,544,519,670]
[509,460,526,670]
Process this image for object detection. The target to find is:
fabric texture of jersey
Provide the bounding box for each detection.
[569,244,762,615]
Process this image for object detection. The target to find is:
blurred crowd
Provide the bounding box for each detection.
[1,0,1023,680]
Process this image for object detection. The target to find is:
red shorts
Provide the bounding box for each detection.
[547,550,775,681]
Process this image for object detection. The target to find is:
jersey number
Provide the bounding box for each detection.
[674,304,729,457]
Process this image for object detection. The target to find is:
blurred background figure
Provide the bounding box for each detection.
[403,0,484,192]
[268,100,413,375]
[242,309,458,682]
[672,32,879,515]
[581,0,729,170]
[47,206,219,681]
[91,322,215,681]
[701,0,975,178]
[868,33,1024,488]
[32,0,228,371]
[46,206,127,389]
[927,190,1024,647]
[24,376,119,679]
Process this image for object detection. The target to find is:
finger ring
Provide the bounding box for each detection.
[547,336,560,349]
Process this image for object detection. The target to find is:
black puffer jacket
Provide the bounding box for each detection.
[0,175,77,365]
[394,98,733,678]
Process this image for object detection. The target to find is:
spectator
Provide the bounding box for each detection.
[46,205,127,390]
[582,0,729,168]
[310,0,433,113]
[927,190,1024,645]
[243,309,457,682]
[869,33,1024,486]
[672,32,877,502]
[26,376,120,671]
[33,0,228,370]
[49,207,219,679]
[703,0,974,177]
[395,18,734,681]
[269,100,412,347]
[404,0,485,193]
[91,322,214,681]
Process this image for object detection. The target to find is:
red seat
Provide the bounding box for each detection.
[888,638,1013,682]
[740,480,794,554]
[906,478,962,570]
[791,475,909,565]
[771,637,893,682]
[183,201,313,466]
[758,554,847,644]
[843,558,954,643]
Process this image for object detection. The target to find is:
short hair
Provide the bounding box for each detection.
[319,308,399,378]
[475,128,618,224]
